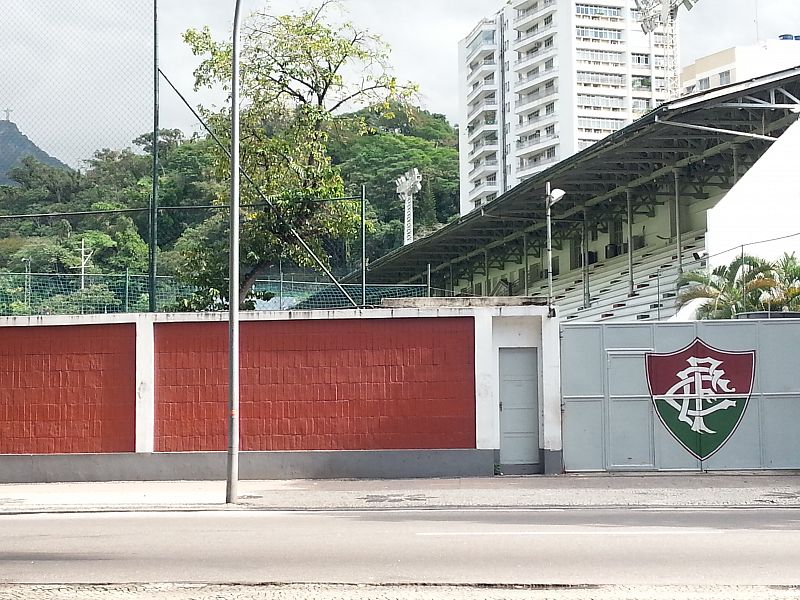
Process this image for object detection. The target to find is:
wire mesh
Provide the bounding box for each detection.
[0,1,152,172]
[0,272,427,316]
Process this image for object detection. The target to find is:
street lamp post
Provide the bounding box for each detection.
[545,181,566,318]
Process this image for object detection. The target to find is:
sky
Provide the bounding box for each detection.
[0,0,798,166]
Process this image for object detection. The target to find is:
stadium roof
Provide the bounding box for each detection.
[357,66,800,285]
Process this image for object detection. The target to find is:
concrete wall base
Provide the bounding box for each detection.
[0,450,496,483]
[543,450,564,475]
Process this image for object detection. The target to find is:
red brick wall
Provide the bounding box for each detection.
[0,324,136,454]
[154,318,476,452]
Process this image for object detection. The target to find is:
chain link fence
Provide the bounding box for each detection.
[0,1,152,171]
[0,272,427,316]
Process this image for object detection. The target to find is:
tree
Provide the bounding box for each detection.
[180,0,415,307]
[763,252,800,311]
[677,254,777,319]
[331,130,459,259]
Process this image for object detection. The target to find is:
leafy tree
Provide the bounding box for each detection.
[677,254,777,319]
[331,130,458,259]
[179,0,415,307]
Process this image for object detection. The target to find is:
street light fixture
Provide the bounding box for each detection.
[546,182,566,318]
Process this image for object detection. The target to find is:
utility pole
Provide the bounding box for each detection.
[149,0,160,312]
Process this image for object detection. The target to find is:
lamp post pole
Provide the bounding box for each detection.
[546,182,554,317]
[545,182,565,318]
[226,0,244,505]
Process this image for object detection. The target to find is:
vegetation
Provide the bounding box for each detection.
[677,253,800,318]
[0,1,461,313]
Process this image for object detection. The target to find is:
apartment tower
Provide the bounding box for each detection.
[458,0,671,215]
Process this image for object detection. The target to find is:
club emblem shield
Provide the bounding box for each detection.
[645,339,755,461]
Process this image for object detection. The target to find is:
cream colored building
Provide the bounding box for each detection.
[681,38,800,95]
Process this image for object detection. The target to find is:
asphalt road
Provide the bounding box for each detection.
[1,508,799,586]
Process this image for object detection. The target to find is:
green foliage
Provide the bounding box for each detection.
[677,253,800,318]
[330,126,459,260]
[179,0,417,308]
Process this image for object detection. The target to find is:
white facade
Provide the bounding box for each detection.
[681,38,800,95]
[458,0,671,215]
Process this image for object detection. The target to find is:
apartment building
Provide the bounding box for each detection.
[681,37,800,95]
[458,0,671,215]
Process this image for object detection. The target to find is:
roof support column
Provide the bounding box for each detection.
[732,145,740,184]
[627,189,634,297]
[674,170,683,275]
[523,234,530,296]
[582,210,590,308]
[484,250,490,297]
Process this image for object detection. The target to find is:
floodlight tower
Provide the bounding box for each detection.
[634,0,701,100]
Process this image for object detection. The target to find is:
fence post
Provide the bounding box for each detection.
[125,268,130,312]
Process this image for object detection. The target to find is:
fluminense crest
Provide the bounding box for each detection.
[645,339,755,461]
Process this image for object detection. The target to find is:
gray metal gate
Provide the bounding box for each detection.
[561,320,800,471]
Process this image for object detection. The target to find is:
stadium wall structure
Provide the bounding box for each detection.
[0,305,561,482]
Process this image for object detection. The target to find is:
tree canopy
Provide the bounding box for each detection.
[677,253,800,318]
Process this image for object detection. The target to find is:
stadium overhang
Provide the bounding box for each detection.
[357,67,800,287]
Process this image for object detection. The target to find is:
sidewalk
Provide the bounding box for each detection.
[1,473,799,514]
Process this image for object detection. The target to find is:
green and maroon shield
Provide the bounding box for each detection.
[645,339,755,461]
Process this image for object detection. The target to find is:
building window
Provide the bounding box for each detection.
[544,36,554,48]
[698,77,710,90]
[577,94,625,109]
[719,70,731,85]
[578,116,625,131]
[576,4,622,18]
[545,102,555,114]
[632,53,650,66]
[576,49,624,64]
[576,26,622,41]
[631,75,652,91]
[577,71,626,87]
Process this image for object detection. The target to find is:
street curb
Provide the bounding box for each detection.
[3,502,800,516]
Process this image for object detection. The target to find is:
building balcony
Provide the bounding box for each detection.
[514,45,555,70]
[467,98,498,120]
[466,59,497,85]
[515,86,558,114]
[513,22,556,53]
[469,158,499,178]
[515,67,557,95]
[469,138,500,160]
[465,40,497,63]
[467,118,499,142]
[516,133,559,158]
[518,153,560,176]
[513,0,555,29]
[469,180,500,200]
[466,79,498,104]
[517,111,558,136]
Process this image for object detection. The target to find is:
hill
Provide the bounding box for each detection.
[0,120,69,185]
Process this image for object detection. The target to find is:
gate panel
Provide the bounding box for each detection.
[562,320,800,472]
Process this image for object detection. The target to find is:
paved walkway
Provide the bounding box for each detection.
[1,473,799,514]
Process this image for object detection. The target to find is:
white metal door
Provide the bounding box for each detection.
[499,347,540,472]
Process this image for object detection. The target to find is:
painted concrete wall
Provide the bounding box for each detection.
[0,305,559,479]
[0,324,136,454]
[154,318,476,452]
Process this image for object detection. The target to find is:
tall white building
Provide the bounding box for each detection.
[681,37,800,95]
[458,0,671,215]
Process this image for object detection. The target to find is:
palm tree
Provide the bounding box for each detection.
[677,254,776,319]
[764,252,800,311]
